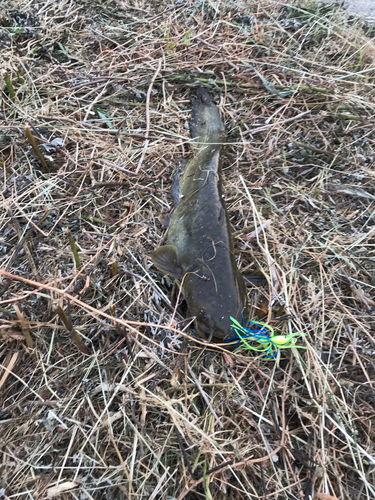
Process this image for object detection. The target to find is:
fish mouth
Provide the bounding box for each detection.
[196,320,227,342]
[196,321,212,340]
[196,323,237,350]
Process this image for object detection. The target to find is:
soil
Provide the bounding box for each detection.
[325,0,375,19]
[1,2,374,499]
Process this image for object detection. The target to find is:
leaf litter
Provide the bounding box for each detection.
[0,1,375,499]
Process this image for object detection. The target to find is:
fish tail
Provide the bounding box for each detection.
[196,87,212,105]
[190,87,224,143]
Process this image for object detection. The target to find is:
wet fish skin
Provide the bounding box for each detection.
[152,88,247,342]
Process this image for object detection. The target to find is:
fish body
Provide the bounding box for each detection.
[151,88,247,342]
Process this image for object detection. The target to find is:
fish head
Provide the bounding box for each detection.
[180,255,248,344]
[191,289,247,343]
[195,310,228,341]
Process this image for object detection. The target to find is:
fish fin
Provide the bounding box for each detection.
[151,245,183,280]
[158,213,171,228]
[190,89,211,140]
[243,272,267,286]
[171,171,182,204]
[190,87,224,142]
[196,87,212,105]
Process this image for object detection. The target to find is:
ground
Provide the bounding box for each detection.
[0,1,375,499]
[329,0,375,20]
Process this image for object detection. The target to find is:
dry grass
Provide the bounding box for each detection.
[1,0,375,499]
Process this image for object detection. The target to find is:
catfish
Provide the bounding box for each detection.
[151,88,248,343]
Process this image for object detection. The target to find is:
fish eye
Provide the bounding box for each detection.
[202,313,210,322]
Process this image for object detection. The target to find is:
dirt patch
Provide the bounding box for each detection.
[339,0,375,19]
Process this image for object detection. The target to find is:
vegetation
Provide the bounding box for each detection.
[0,1,374,498]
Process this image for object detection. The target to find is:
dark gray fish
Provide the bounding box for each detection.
[151,88,247,342]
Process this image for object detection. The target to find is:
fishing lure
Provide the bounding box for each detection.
[226,315,307,358]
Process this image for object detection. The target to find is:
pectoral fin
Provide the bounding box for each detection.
[151,245,183,280]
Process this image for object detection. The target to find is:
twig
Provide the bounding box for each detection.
[4,73,16,100]
[187,364,223,428]
[55,304,91,355]
[0,270,211,352]
[243,110,311,136]
[13,304,33,348]
[24,125,50,173]
[136,59,162,174]
[67,229,82,270]
[177,445,283,500]
[0,352,19,389]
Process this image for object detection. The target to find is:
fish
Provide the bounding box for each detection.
[151,87,248,343]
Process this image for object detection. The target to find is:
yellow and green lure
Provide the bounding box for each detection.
[226,316,307,358]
